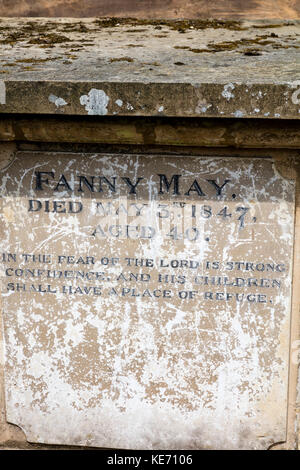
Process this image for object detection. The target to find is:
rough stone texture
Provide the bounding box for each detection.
[0,151,296,449]
[2,116,300,149]
[0,18,300,119]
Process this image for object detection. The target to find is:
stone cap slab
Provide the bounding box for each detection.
[0,18,299,119]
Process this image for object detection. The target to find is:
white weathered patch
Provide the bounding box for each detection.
[80,89,110,115]
[222,83,235,101]
[0,80,6,105]
[195,100,212,114]
[48,94,68,108]
[115,99,123,107]
[126,103,134,111]
[233,110,244,117]
[289,80,300,105]
[0,338,4,366]
[158,106,164,113]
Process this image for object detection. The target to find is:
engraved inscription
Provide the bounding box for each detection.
[0,153,295,449]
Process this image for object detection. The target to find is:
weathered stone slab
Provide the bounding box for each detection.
[0,19,300,119]
[0,152,296,449]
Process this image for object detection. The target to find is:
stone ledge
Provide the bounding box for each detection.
[0,18,299,119]
[2,116,300,148]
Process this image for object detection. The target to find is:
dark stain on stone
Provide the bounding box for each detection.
[243,49,262,56]
[207,36,276,52]
[27,33,71,44]
[126,44,144,47]
[188,48,211,53]
[173,33,298,54]
[93,17,249,32]
[141,61,161,66]
[0,31,25,44]
[15,57,58,63]
[110,57,134,62]
[252,23,294,29]
[21,66,37,71]
[125,28,148,33]
[60,22,90,33]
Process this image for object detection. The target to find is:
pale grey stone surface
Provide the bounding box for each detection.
[0,18,299,118]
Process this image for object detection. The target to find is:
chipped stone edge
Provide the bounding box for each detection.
[273,156,299,181]
[0,260,28,446]
[0,143,16,171]
[268,156,300,450]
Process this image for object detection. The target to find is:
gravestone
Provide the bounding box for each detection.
[0,151,295,449]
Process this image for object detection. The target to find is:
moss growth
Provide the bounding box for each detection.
[173,34,294,54]
[93,18,249,32]
[141,61,160,66]
[64,54,78,60]
[243,49,262,56]
[0,21,77,46]
[21,22,57,33]
[15,57,57,63]
[189,48,211,53]
[0,31,25,44]
[0,18,295,54]
[272,44,300,49]
[93,18,122,28]
[21,66,37,71]
[1,57,61,68]
[207,36,276,52]
[252,23,294,29]
[110,57,134,62]
[60,22,90,33]
[28,34,71,45]
[125,29,148,33]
